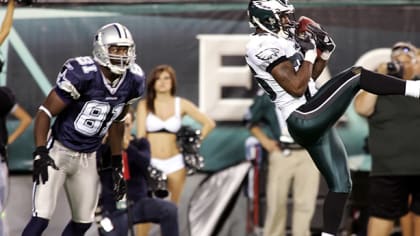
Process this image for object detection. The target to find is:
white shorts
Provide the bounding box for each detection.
[31,141,100,222]
[151,154,185,174]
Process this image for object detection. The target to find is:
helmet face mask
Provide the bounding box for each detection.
[248,0,296,38]
[93,23,136,75]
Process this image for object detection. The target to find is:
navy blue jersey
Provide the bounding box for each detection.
[51,56,145,152]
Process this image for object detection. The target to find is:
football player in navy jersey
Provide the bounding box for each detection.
[22,22,146,236]
[246,1,420,235]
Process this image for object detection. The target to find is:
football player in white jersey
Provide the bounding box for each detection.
[22,23,145,236]
[246,1,420,235]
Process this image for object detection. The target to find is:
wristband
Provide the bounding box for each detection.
[320,51,332,60]
[304,49,317,64]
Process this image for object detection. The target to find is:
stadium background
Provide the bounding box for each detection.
[2,0,420,235]
[4,0,420,172]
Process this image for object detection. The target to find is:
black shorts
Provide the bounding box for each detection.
[369,175,420,219]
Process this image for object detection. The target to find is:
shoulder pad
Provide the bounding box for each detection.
[250,35,288,65]
[129,63,146,78]
[126,63,146,104]
[56,56,98,100]
[63,56,98,75]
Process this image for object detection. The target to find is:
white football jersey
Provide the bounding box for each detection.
[245,33,317,120]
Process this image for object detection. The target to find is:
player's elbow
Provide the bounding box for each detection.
[207,120,216,131]
[288,86,307,97]
[290,90,305,97]
[22,116,32,129]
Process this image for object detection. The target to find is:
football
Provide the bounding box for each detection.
[297,16,321,34]
[297,16,323,56]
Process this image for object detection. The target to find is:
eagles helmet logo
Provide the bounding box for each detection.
[254,0,271,10]
[256,48,280,61]
[268,17,276,25]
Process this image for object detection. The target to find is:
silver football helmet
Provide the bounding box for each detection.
[93,23,136,75]
[248,0,296,37]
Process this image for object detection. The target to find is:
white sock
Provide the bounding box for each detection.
[405,80,420,98]
[321,233,334,236]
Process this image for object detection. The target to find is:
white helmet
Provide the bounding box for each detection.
[248,0,296,37]
[93,23,136,75]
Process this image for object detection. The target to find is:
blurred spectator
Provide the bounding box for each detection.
[244,89,319,236]
[0,1,14,73]
[1,2,31,235]
[416,49,420,77]
[0,86,32,236]
[96,108,178,236]
[0,1,14,46]
[399,44,420,236]
[354,42,420,236]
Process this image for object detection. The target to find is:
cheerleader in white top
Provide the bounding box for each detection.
[136,64,215,207]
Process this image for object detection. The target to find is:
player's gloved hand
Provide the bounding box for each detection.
[307,24,336,52]
[297,16,335,61]
[32,146,59,185]
[296,16,318,52]
[111,154,126,201]
[296,33,317,64]
[296,32,316,52]
[307,24,336,60]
